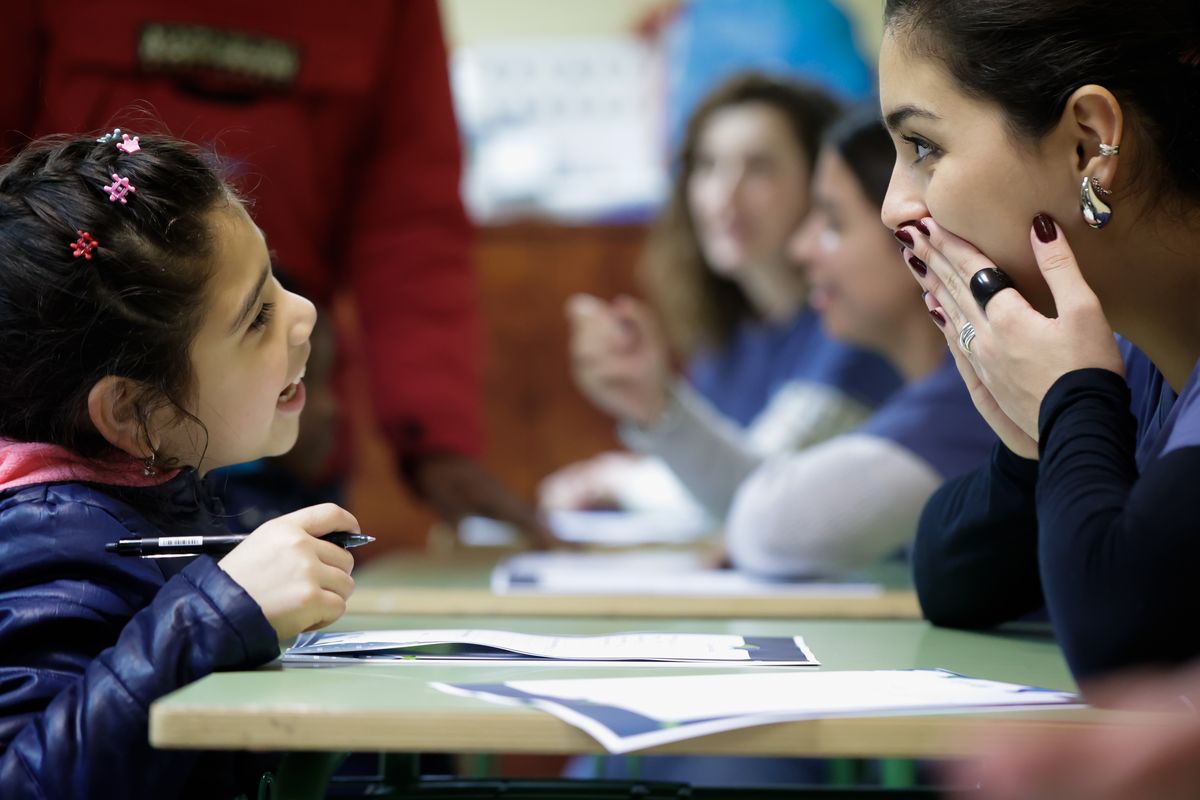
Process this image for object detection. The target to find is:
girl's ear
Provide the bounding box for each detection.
[87,376,155,458]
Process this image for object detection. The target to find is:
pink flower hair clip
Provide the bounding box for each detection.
[71,231,99,260]
[115,134,141,154]
[103,174,136,204]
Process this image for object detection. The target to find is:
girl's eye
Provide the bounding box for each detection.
[249,302,275,332]
[901,134,939,164]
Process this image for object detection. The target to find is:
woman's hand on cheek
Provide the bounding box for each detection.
[219,503,358,640]
[902,215,1123,456]
[923,291,1040,459]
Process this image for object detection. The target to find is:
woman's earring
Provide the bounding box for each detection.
[142,451,158,478]
[1081,176,1113,229]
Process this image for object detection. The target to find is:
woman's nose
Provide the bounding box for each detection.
[880,165,928,231]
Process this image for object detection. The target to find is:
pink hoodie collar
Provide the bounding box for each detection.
[0,439,180,493]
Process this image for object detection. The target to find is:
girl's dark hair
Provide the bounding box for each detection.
[825,106,895,210]
[641,73,841,356]
[0,133,236,461]
[884,0,1200,206]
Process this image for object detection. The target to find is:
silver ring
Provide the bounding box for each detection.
[958,322,977,355]
[1098,142,1120,157]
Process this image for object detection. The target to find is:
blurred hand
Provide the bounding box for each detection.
[412,452,557,549]
[218,503,359,640]
[567,293,671,427]
[538,451,646,511]
[956,663,1200,800]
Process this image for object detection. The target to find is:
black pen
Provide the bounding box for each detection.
[104,531,374,558]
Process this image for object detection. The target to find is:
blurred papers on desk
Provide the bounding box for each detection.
[283,628,817,666]
[459,509,715,548]
[491,550,884,597]
[434,669,1081,753]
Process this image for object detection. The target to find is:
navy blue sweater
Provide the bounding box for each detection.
[915,354,1200,681]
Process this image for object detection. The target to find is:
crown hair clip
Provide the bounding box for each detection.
[103,174,136,205]
[70,231,99,260]
[115,134,141,154]
[96,128,122,144]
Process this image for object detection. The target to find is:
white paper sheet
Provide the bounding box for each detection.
[459,510,714,547]
[491,551,883,597]
[283,629,819,665]
[433,669,1081,753]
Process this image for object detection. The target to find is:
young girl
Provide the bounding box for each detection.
[0,133,358,798]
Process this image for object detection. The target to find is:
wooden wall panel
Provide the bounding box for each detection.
[342,223,646,555]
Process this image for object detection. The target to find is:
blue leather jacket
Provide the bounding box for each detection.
[0,471,280,799]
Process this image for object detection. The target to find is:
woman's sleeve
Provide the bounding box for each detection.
[723,433,943,577]
[619,379,870,518]
[1035,368,1200,680]
[911,440,1045,629]
[0,503,279,799]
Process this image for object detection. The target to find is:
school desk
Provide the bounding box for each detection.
[149,614,1133,800]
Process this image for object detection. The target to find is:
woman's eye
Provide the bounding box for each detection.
[902,135,938,164]
[249,302,275,332]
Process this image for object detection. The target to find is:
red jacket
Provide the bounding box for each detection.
[0,0,482,459]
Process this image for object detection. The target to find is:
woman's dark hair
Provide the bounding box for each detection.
[641,73,841,356]
[825,106,895,210]
[884,0,1200,206]
[0,133,236,461]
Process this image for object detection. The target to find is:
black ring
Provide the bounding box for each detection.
[969,268,1015,311]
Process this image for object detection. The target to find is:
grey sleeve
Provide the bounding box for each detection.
[619,380,871,518]
[725,434,943,577]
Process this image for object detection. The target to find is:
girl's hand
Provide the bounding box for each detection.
[218,503,358,640]
[903,214,1123,454]
[567,294,671,427]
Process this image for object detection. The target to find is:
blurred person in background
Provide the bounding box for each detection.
[723,108,995,578]
[571,107,994,788]
[540,73,900,525]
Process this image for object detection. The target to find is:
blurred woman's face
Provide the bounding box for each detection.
[687,102,812,277]
[792,150,917,349]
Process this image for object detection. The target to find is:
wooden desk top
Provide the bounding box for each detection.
[347,551,923,620]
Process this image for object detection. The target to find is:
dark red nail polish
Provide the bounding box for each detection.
[901,219,931,236]
[894,229,914,247]
[1033,213,1057,243]
[908,254,928,277]
[929,308,947,327]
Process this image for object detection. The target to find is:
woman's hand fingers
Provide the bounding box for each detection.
[1027,213,1100,317]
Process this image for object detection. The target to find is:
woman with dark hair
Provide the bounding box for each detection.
[878,0,1200,681]
[540,73,900,521]
[723,108,995,576]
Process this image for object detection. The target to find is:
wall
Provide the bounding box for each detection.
[439,0,885,64]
